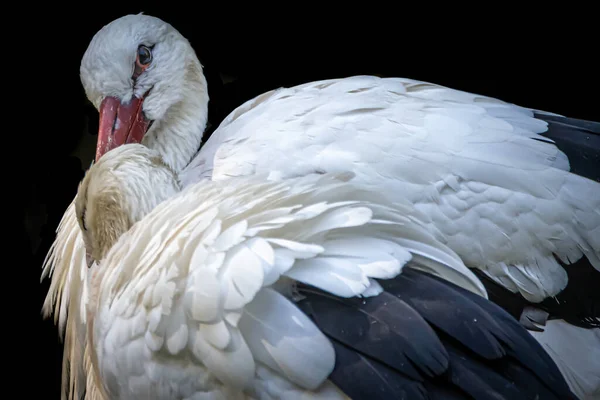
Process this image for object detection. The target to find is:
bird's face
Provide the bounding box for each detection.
[80,14,194,162]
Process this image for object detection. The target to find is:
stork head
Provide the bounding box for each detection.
[81,14,208,171]
[75,144,180,265]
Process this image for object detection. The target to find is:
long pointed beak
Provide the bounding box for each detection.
[95,96,151,162]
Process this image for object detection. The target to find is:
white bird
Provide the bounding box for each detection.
[40,13,600,399]
[71,143,574,400]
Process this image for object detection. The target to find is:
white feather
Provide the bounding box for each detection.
[81,157,483,399]
[239,288,335,390]
[44,17,600,398]
[530,321,600,400]
[182,75,600,303]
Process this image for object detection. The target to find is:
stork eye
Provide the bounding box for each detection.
[134,45,153,79]
[137,45,152,66]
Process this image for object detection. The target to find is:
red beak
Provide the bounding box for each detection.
[95,96,151,162]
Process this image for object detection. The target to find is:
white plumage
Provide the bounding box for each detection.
[530,320,600,400]
[44,74,600,326]
[40,13,600,400]
[183,76,599,304]
[78,144,485,399]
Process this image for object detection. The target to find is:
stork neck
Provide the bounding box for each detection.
[142,55,209,173]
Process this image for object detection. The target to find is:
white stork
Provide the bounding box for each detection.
[69,143,574,399]
[41,13,599,399]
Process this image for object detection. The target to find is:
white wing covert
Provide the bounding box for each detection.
[182,75,600,302]
[91,173,485,398]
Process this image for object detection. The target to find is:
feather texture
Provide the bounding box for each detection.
[41,71,600,398]
[44,76,600,332]
[40,199,90,400]
[295,268,576,400]
[183,75,600,304]
[86,170,487,399]
[529,320,600,400]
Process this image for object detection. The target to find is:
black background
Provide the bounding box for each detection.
[14,4,598,398]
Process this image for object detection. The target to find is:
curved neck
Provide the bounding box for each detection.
[142,53,209,173]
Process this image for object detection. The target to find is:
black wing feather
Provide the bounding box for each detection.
[391,268,574,398]
[443,343,525,400]
[380,270,507,360]
[297,288,448,381]
[381,268,571,395]
[295,268,576,400]
[328,340,428,400]
[534,113,600,183]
